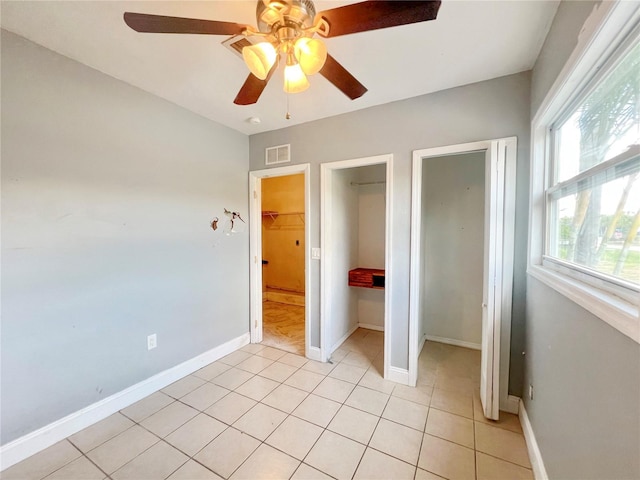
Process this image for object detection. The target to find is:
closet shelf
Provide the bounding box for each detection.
[348,268,385,289]
[262,211,305,224]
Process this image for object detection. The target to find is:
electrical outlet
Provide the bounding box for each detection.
[529,384,534,400]
[147,334,157,350]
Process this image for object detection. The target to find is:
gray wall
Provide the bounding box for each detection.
[525,278,640,479]
[421,152,485,347]
[1,31,250,444]
[525,1,640,479]
[530,1,599,116]
[355,165,386,330]
[249,71,531,385]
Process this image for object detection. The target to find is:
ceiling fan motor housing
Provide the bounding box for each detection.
[256,0,317,36]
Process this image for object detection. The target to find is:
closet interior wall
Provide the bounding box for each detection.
[419,152,485,349]
[329,164,386,353]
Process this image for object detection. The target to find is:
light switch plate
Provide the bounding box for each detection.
[147,334,157,350]
[311,248,321,260]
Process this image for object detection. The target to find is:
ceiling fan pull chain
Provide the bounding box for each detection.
[286,89,292,120]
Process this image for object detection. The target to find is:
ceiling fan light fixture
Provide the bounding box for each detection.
[294,37,327,75]
[242,42,277,80]
[284,63,310,93]
[123,1,442,105]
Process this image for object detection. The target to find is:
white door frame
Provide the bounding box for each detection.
[409,138,517,417]
[249,164,311,357]
[320,154,394,379]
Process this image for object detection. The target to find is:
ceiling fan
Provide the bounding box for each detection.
[123,0,441,106]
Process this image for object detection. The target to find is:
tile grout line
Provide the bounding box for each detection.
[475,450,535,471]
[186,348,328,479]
[346,379,392,479]
[159,452,189,480]
[473,402,478,479]
[77,447,111,480]
[18,331,528,480]
[414,406,431,477]
[34,440,90,480]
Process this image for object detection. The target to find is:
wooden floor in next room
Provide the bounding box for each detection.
[261,300,305,356]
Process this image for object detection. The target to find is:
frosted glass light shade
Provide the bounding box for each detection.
[294,38,327,75]
[242,42,277,80]
[283,63,310,93]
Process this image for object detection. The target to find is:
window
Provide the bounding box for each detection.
[529,1,640,342]
[546,40,640,292]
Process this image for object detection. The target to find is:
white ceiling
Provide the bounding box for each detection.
[1,0,559,135]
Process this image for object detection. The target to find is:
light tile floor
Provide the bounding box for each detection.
[3,331,533,480]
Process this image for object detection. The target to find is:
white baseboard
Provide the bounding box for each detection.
[358,323,384,332]
[519,399,548,480]
[330,323,359,355]
[386,366,410,385]
[418,333,427,356]
[502,395,520,415]
[0,332,250,471]
[306,346,322,362]
[425,335,481,351]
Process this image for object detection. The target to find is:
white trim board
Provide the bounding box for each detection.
[425,335,481,351]
[358,323,384,332]
[527,1,640,342]
[418,334,427,359]
[248,164,312,355]
[528,266,638,342]
[519,399,549,480]
[329,323,359,357]
[505,395,520,415]
[307,346,322,363]
[0,332,250,471]
[409,137,517,419]
[320,154,394,379]
[387,366,409,385]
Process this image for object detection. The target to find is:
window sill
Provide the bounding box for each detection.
[527,265,639,344]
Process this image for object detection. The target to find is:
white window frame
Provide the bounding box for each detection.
[529,0,640,344]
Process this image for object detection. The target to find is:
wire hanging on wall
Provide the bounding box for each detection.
[210,208,246,248]
[223,208,246,235]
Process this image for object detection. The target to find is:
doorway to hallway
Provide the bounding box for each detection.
[249,164,311,358]
[260,174,305,355]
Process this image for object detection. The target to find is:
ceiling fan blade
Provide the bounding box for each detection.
[320,54,367,100]
[317,1,441,38]
[123,12,248,35]
[234,63,278,105]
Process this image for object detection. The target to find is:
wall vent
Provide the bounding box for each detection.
[221,35,257,60]
[265,144,291,165]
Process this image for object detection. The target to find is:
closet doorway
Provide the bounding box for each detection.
[249,164,310,357]
[320,154,393,379]
[409,139,517,419]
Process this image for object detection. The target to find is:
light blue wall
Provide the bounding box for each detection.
[1,30,250,444]
[525,2,640,478]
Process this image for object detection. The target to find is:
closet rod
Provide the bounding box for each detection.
[350,181,386,186]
